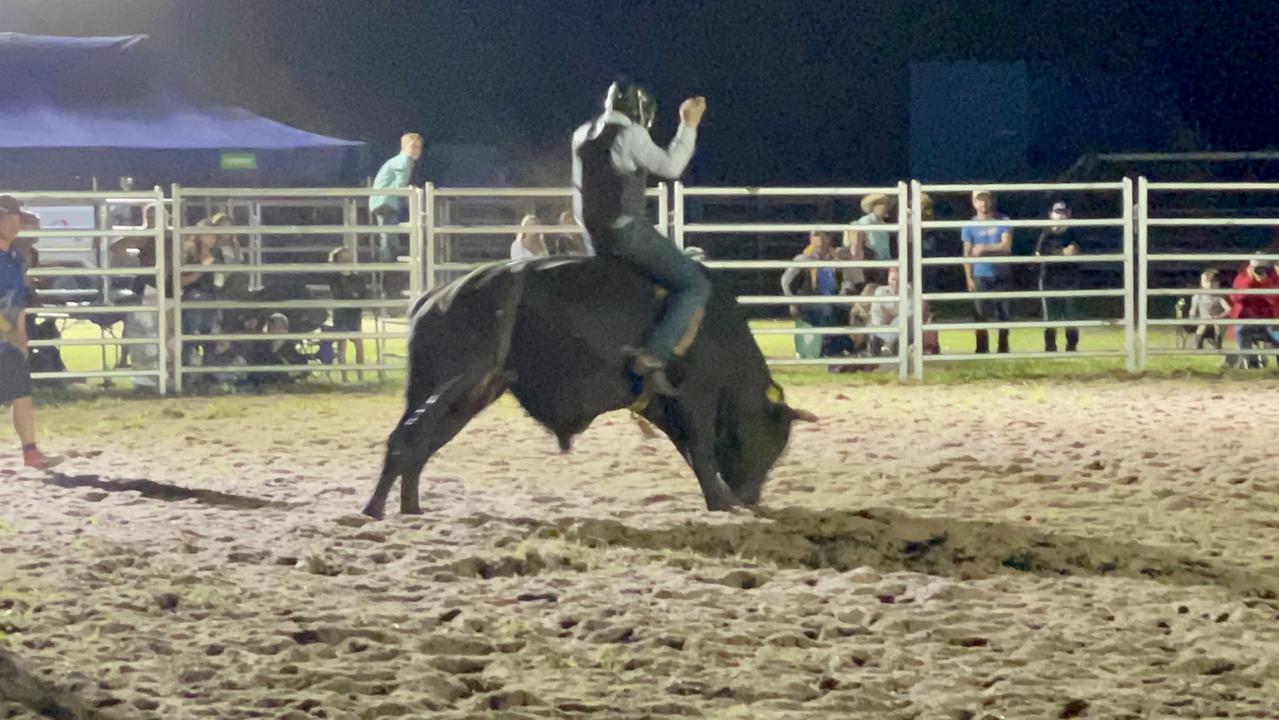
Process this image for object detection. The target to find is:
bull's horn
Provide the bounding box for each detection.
[789,406,819,423]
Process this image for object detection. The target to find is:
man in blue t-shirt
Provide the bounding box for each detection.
[961,190,1013,354]
[0,196,60,469]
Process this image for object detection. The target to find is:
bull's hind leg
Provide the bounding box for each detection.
[397,370,510,514]
[363,374,471,519]
[362,370,510,519]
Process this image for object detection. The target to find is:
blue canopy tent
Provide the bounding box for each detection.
[0,33,368,189]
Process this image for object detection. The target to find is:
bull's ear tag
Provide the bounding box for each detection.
[766,384,784,404]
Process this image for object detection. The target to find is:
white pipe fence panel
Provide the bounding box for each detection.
[11,179,1279,391]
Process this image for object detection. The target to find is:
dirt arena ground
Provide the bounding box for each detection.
[1,378,1277,719]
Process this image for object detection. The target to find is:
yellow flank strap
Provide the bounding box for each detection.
[628,383,659,438]
[629,381,654,414]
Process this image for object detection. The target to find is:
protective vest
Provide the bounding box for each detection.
[576,122,648,230]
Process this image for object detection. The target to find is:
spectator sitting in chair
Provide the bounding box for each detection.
[1228,258,1279,369]
[557,210,592,256]
[849,281,880,356]
[868,267,914,356]
[510,214,549,261]
[245,313,308,386]
[782,230,839,331]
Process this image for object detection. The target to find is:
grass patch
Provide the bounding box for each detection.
[33,312,1269,397]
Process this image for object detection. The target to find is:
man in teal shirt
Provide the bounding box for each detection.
[370,132,423,262]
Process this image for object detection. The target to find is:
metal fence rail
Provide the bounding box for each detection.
[909,180,1134,378]
[12,179,1279,391]
[1139,179,1279,368]
[6,187,169,391]
[168,186,420,392]
[678,182,912,378]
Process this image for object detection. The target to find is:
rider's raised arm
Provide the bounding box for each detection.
[612,123,697,180]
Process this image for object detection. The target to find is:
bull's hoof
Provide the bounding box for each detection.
[360,503,385,520]
[399,503,425,516]
[704,495,741,512]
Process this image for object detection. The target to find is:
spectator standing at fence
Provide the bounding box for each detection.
[962,189,1013,354]
[369,133,423,263]
[1228,258,1279,368]
[848,193,895,285]
[917,192,943,291]
[179,218,223,368]
[510,214,549,261]
[326,246,367,381]
[108,204,169,375]
[0,196,60,470]
[1034,200,1082,352]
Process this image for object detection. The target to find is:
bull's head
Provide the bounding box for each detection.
[715,380,817,505]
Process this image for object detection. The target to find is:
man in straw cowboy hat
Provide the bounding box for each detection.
[844,192,895,286]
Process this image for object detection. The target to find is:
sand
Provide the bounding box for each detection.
[1,378,1277,719]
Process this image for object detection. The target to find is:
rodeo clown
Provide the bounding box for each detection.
[571,80,709,395]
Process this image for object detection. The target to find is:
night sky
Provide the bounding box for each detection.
[5,0,1278,185]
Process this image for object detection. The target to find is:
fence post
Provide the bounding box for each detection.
[910,180,926,381]
[170,184,185,393]
[1122,177,1136,373]
[408,186,423,300]
[657,182,669,238]
[1136,176,1149,371]
[423,182,436,293]
[249,200,263,291]
[673,182,685,250]
[896,181,910,381]
[154,186,169,396]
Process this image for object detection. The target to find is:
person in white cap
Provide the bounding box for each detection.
[1034,200,1082,352]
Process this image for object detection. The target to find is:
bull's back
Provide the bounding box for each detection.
[405,263,524,389]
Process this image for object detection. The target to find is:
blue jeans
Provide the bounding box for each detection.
[373,207,401,262]
[973,275,1011,322]
[594,219,712,361]
[1235,324,1279,367]
[181,288,218,366]
[973,275,1011,353]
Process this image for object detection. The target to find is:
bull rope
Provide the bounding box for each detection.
[627,383,660,439]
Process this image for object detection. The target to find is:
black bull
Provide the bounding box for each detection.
[361,257,816,519]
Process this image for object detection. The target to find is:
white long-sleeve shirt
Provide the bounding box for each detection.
[571,110,697,231]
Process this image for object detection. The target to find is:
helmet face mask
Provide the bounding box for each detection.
[605,81,657,130]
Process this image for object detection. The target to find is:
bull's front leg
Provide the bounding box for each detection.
[681,418,741,512]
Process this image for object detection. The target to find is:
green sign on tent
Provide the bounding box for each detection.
[220,152,258,170]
